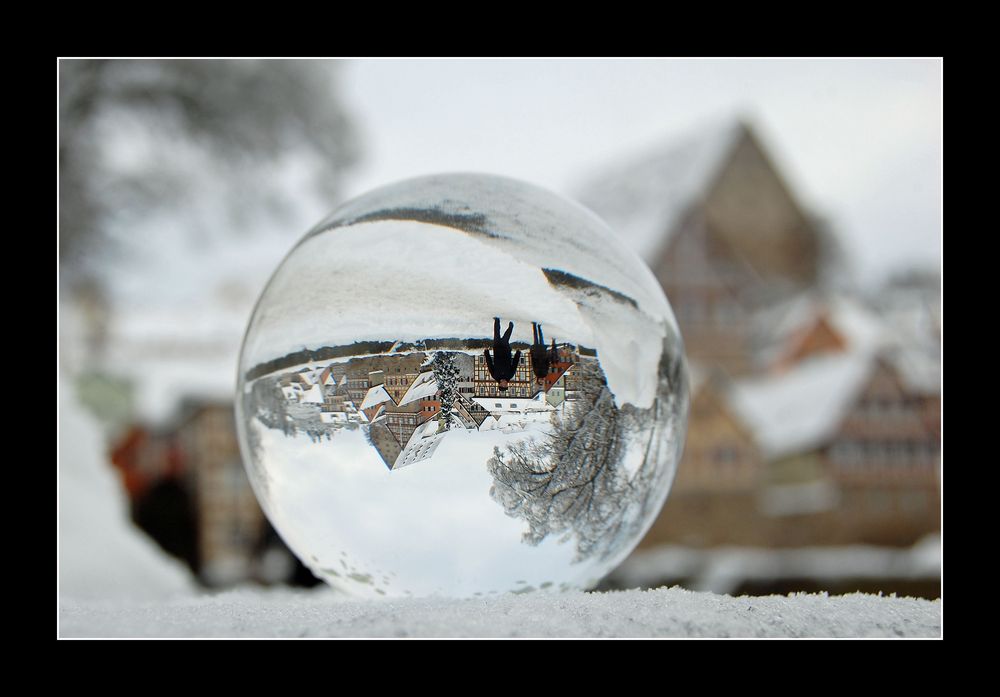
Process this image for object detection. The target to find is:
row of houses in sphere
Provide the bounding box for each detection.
[269,342,583,470]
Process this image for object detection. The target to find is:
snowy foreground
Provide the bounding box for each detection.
[59,585,940,638]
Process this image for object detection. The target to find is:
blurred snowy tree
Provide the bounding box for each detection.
[58,59,360,285]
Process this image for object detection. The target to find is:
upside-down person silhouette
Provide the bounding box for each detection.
[530,322,551,385]
[484,317,521,391]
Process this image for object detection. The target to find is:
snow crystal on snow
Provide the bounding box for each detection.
[58,585,941,638]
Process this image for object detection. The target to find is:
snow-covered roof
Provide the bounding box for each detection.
[300,384,325,405]
[360,384,393,410]
[292,369,317,386]
[730,353,873,459]
[394,420,445,469]
[828,298,892,354]
[361,404,386,424]
[397,371,438,407]
[395,434,444,469]
[576,119,745,264]
[884,346,941,395]
[874,276,941,351]
[751,292,895,369]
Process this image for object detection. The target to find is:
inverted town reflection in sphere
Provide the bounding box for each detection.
[235,173,689,598]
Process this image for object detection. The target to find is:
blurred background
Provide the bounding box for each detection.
[58,58,941,600]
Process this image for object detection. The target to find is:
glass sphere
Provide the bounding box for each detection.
[236,173,689,598]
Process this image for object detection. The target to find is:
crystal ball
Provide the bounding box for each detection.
[236,173,689,598]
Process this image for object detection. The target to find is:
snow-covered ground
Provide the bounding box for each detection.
[59,585,940,638]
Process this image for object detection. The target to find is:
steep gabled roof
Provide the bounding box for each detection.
[397,371,438,407]
[360,384,393,411]
[751,293,892,371]
[577,119,746,264]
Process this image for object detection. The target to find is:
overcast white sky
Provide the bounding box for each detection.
[339,59,942,286]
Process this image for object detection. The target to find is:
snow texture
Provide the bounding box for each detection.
[58,585,940,638]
